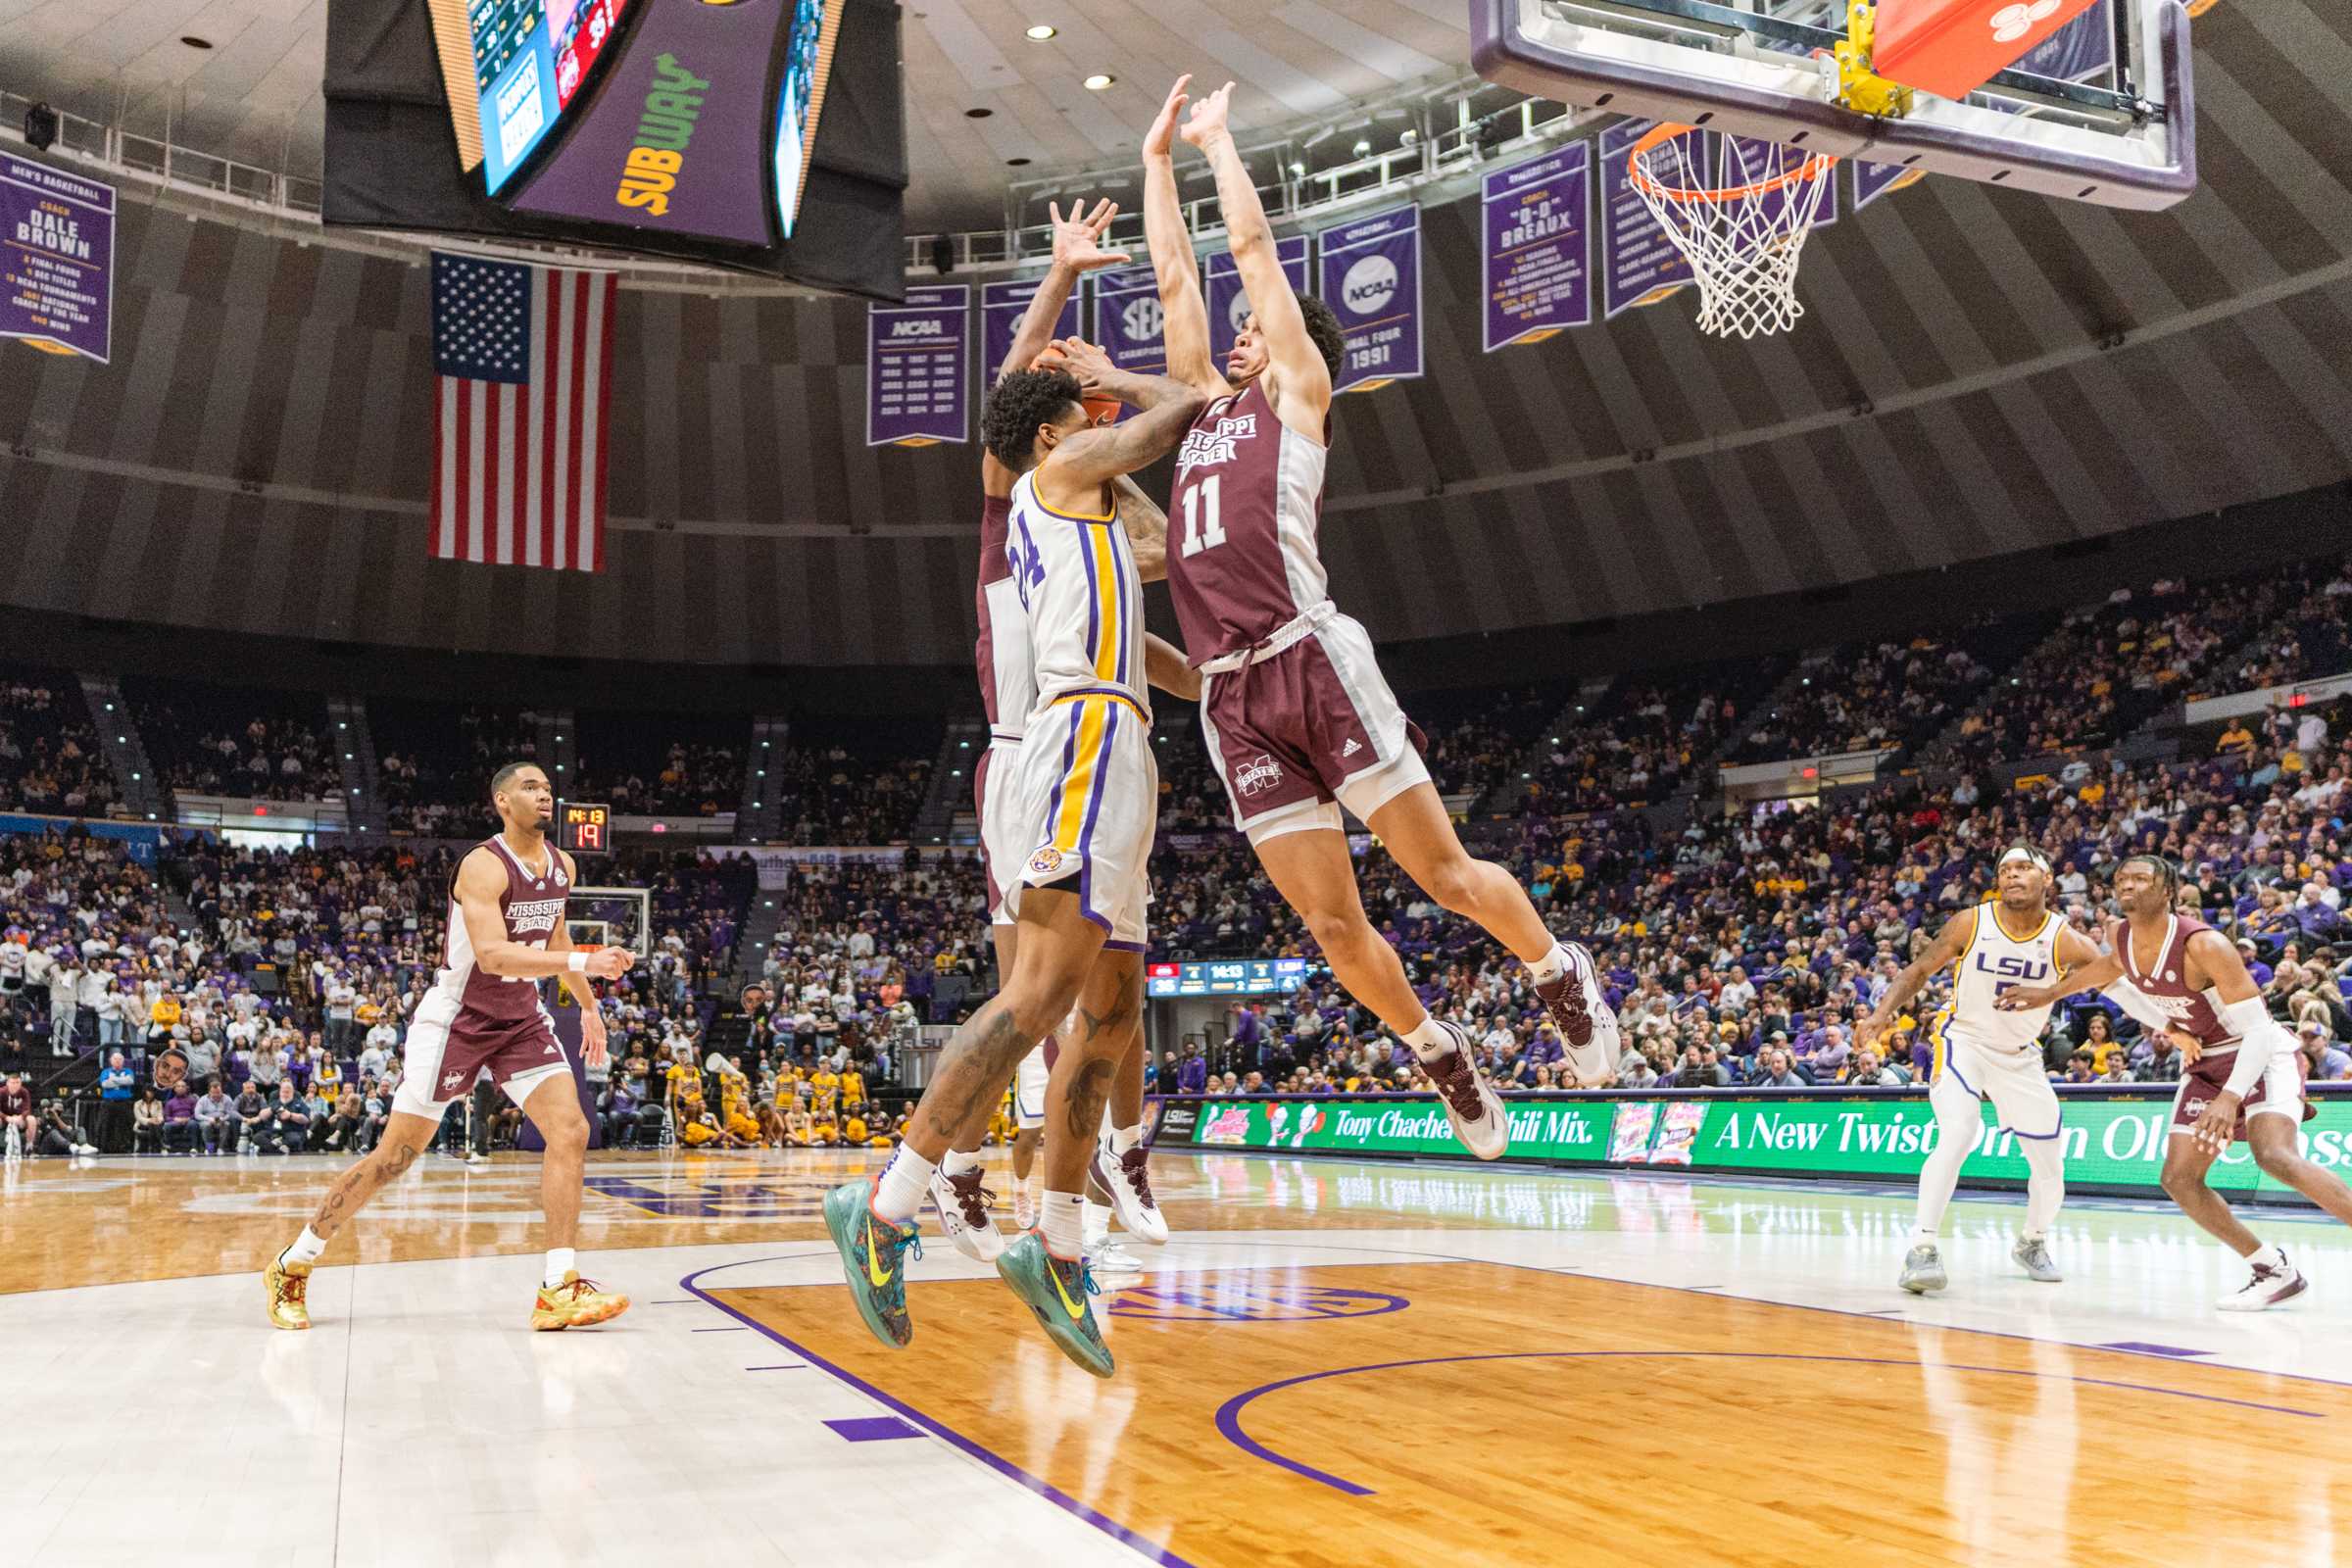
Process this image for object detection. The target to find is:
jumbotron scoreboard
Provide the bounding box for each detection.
[556,801,612,854]
[1146,958,1308,999]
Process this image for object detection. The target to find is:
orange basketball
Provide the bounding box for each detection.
[1083,396,1121,426]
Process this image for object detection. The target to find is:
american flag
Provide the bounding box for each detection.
[430,252,615,571]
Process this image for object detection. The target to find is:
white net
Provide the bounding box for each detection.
[1629,129,1836,339]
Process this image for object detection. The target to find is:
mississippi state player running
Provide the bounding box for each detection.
[263,763,635,1331]
[1141,77,1609,1157]
[1862,847,2102,1294]
[1999,854,2352,1309]
[823,357,1204,1376]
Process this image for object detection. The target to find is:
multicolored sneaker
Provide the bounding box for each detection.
[1423,1022,1508,1160]
[264,1255,312,1331]
[1088,1139,1169,1246]
[1532,941,1604,1050]
[531,1272,631,1331]
[2218,1250,2307,1312]
[929,1164,1005,1263]
[996,1231,1113,1378]
[823,1178,923,1348]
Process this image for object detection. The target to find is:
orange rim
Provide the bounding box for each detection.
[1626,122,1835,204]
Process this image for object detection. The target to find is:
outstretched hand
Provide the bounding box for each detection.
[1036,335,1116,391]
[1145,75,1192,159]
[1179,80,1236,150]
[1049,200,1130,271]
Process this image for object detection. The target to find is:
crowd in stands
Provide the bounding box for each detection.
[129,678,341,804]
[1506,662,1785,817]
[372,704,545,835]
[0,669,118,820]
[1726,632,1996,765]
[769,721,936,846]
[572,712,743,817]
[2218,562,2352,695]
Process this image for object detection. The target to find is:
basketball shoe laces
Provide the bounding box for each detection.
[276,1269,308,1309]
[1115,1146,1156,1207]
[1427,1041,1487,1121]
[944,1167,996,1228]
[548,1274,612,1303]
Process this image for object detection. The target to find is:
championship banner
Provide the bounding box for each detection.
[1204,233,1312,364]
[1853,158,1923,209]
[980,276,1081,393]
[1090,263,1166,421]
[1174,1091,2352,1203]
[2,156,114,363]
[1481,143,1593,352]
[1598,119,1700,319]
[866,284,968,448]
[1317,204,1422,393]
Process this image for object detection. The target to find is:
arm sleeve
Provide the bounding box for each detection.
[2098,980,2175,1035]
[2217,995,2288,1100]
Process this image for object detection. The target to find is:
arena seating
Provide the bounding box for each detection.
[124,677,340,805]
[0,665,117,819]
[369,700,546,836]
[571,711,747,817]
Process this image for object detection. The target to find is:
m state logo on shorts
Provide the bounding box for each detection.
[1237,755,1283,797]
[441,1070,466,1091]
[1028,847,1065,876]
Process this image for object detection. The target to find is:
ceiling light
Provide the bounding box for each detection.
[1083,74,1114,91]
[965,107,993,119]
[1026,24,1057,40]
[180,35,214,49]
[1351,138,1371,158]
[1006,156,1032,167]
[1289,160,1305,178]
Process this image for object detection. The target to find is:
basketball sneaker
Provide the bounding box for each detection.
[1087,1235,1148,1276]
[531,1272,631,1331]
[2218,1250,2307,1312]
[822,1178,923,1348]
[1011,1174,1041,1232]
[2012,1236,2061,1284]
[1898,1243,1947,1295]
[263,1255,312,1331]
[1423,1022,1508,1160]
[1088,1139,1169,1246]
[1533,941,1605,1050]
[996,1231,1113,1378]
[929,1164,1005,1263]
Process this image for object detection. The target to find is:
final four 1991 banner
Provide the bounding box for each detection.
[2,155,114,364]
[866,285,969,447]
[1317,205,1422,394]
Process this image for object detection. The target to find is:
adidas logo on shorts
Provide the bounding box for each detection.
[1342,738,1363,758]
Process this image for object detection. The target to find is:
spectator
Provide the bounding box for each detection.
[192,1077,235,1155]
[1750,1048,1805,1088]
[161,1083,198,1153]
[0,1070,35,1154]
[96,1049,136,1152]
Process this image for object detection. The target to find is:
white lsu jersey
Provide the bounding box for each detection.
[1003,468,1151,724]
[1943,903,2065,1054]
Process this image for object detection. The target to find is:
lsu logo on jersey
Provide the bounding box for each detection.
[1177,413,1255,475]
[1972,953,2050,983]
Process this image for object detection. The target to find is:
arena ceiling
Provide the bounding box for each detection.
[0,4,2346,671]
[0,0,1467,230]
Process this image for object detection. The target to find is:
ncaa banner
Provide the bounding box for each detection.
[1204,233,1312,365]
[1481,143,1592,352]
[1598,119,1701,318]
[866,284,969,447]
[1317,204,1422,394]
[979,276,1080,395]
[1090,263,1167,422]
[1,156,114,363]
[1853,158,1923,209]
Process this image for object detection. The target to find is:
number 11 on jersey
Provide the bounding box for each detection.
[1181,474,1225,558]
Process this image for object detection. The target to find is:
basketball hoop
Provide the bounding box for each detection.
[1627,124,1837,339]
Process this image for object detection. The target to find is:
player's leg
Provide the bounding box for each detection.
[1086,998,1167,1246]
[264,1108,439,1330]
[1900,1047,1984,1293]
[1986,1054,2065,1282]
[514,1066,629,1328]
[928,922,1029,1263]
[2248,1108,2352,1225]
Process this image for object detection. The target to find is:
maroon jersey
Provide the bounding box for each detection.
[1166,379,1333,662]
[432,835,570,1026]
[2111,912,2234,1050]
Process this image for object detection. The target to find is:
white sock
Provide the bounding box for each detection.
[1041,1190,1085,1259]
[1109,1124,1142,1156]
[1082,1199,1111,1250]
[872,1146,938,1225]
[1527,944,1569,985]
[1911,1080,1978,1244]
[941,1147,983,1180]
[2021,1137,2065,1238]
[2250,1243,2283,1270]
[543,1247,575,1288]
[281,1226,326,1267]
[1403,1016,1456,1062]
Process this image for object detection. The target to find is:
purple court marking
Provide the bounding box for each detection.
[2100,1342,2214,1358]
[1214,1350,2328,1495]
[680,1259,1200,1568]
[1106,1282,1408,1323]
[827,1416,923,1443]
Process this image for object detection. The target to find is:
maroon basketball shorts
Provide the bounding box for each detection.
[1197,606,1430,845]
[390,991,571,1119]
[2168,1045,2311,1143]
[975,733,1026,928]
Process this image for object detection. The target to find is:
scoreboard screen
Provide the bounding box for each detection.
[557,801,612,854]
[431,0,636,196]
[1147,958,1308,999]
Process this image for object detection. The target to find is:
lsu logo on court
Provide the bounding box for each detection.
[1177,414,1254,474]
[615,55,711,218]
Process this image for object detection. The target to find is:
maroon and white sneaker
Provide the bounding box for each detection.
[2218,1250,2307,1311]
[928,1164,1005,1263]
[1533,942,1604,1050]
[1422,1022,1509,1160]
[1089,1139,1169,1246]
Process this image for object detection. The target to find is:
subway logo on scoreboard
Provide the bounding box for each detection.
[1175,1093,2352,1200]
[614,54,710,217]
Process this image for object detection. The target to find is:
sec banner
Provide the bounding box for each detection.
[1317,205,1422,393]
[1204,233,1312,365]
[979,277,1081,394]
[1482,144,1593,351]
[866,285,969,447]
[2,156,114,363]
[1089,263,1168,421]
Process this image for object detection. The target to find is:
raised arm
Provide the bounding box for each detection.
[984,200,1131,498]
[1180,82,1330,424]
[1111,474,1168,584]
[1144,77,1224,394]
[1997,935,2122,1012]
[1857,908,1976,1050]
[1037,380,1205,496]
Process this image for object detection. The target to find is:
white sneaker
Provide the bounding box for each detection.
[1422,1022,1508,1159]
[1087,1236,1147,1276]
[466,1151,489,1166]
[74,1143,97,1155]
[2218,1250,2307,1311]
[1010,1178,1039,1232]
[1088,1138,1169,1246]
[929,1163,1005,1263]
